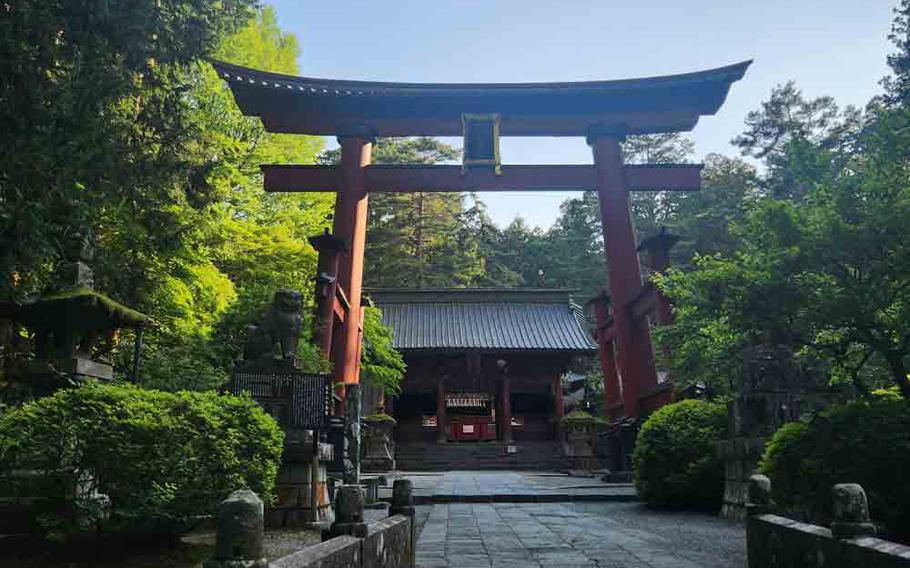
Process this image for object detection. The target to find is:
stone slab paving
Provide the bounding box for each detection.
[380,471,636,502]
[415,501,746,568]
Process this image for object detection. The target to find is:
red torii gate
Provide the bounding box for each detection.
[213,59,750,420]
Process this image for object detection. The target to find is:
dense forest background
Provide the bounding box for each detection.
[3,1,910,399]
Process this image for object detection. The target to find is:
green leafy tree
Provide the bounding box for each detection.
[360,306,406,395]
[0,0,256,301]
[657,96,910,397]
[321,137,485,288]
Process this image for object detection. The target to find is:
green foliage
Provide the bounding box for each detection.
[632,399,728,510]
[562,410,602,423]
[137,333,229,392]
[360,306,406,395]
[363,412,396,423]
[658,82,910,397]
[1,5,334,393]
[0,383,283,540]
[0,0,256,301]
[323,137,485,289]
[760,399,910,541]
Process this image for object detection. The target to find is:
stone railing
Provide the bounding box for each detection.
[206,480,416,568]
[745,474,910,567]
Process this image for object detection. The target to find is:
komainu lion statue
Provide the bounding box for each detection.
[242,290,302,361]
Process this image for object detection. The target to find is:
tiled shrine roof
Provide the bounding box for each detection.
[368,288,597,353]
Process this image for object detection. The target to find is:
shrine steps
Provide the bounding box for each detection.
[395,441,566,471]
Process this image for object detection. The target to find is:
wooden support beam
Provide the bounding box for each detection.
[629,283,658,322]
[590,135,661,419]
[262,164,702,193]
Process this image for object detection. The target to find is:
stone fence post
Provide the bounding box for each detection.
[831,483,876,539]
[389,479,416,568]
[745,474,774,517]
[205,489,268,568]
[326,484,368,539]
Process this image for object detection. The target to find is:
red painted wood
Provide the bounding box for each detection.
[501,375,513,443]
[333,137,372,406]
[592,295,624,422]
[260,111,704,138]
[553,373,565,441]
[590,136,660,419]
[643,242,676,327]
[309,233,345,357]
[261,164,702,193]
[436,379,447,443]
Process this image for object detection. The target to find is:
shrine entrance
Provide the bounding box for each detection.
[213,59,751,423]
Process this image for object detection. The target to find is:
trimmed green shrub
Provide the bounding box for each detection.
[0,383,283,540]
[760,398,910,542]
[633,399,727,510]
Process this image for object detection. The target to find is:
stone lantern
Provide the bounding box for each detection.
[563,411,601,471]
[12,235,148,396]
[362,411,396,472]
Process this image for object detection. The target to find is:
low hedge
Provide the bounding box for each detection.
[632,399,727,510]
[760,398,910,542]
[0,383,283,540]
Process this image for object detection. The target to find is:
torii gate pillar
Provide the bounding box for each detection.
[589,132,660,418]
[332,130,373,411]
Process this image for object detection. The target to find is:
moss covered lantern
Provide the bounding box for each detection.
[13,236,148,393]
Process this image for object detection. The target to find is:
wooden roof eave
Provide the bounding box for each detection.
[211,59,752,137]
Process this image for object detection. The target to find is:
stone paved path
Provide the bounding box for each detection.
[414,501,746,568]
[381,471,636,502]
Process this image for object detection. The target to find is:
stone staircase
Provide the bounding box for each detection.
[395,441,566,471]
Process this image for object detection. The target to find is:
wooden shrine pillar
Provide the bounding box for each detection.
[553,373,565,441]
[501,373,513,443]
[591,293,624,422]
[436,378,447,443]
[639,228,680,328]
[588,133,659,419]
[309,230,348,357]
[332,129,373,412]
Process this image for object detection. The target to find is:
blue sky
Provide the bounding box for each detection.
[266,0,895,228]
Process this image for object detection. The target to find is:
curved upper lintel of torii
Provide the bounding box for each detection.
[210,59,752,138]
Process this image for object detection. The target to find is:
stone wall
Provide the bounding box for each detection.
[745,475,910,568]
[208,482,415,568]
[747,515,910,567]
[270,516,412,568]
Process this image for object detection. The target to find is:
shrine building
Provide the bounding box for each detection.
[368,289,596,452]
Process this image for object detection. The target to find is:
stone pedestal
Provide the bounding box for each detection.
[362,416,396,472]
[269,429,335,529]
[325,484,367,539]
[206,490,268,568]
[717,436,768,520]
[831,483,876,539]
[719,346,808,520]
